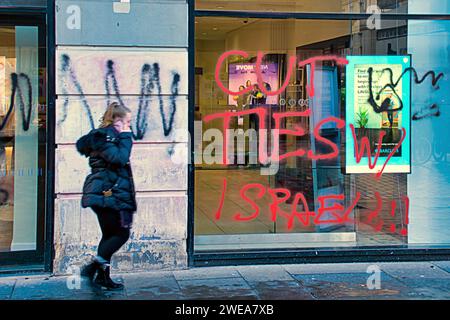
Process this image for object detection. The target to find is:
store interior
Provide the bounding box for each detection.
[0,25,46,253]
[193,15,409,250]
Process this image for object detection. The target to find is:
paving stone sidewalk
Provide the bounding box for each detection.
[1,261,450,300]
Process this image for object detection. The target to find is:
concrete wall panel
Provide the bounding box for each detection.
[56,47,188,95]
[55,96,188,144]
[55,144,188,194]
[53,193,187,274]
[56,0,188,47]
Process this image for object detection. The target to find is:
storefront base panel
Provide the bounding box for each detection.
[193,247,450,267]
[0,265,46,276]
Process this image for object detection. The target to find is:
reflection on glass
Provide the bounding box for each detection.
[195,0,411,13]
[194,15,450,251]
[0,26,44,252]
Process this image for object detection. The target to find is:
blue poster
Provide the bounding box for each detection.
[345,55,411,174]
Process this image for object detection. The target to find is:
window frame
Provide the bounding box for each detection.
[187,0,450,267]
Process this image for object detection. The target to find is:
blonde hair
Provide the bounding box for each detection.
[99,102,131,128]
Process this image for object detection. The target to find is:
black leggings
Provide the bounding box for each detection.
[92,207,131,263]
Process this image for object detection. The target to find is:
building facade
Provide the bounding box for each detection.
[0,0,450,275]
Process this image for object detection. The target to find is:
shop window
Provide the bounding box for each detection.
[0,24,46,255]
[1,1,46,7]
[195,0,406,14]
[193,15,450,251]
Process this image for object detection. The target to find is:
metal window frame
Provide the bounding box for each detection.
[0,2,55,273]
[187,2,450,267]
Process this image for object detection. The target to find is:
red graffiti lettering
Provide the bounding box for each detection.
[350,124,386,170]
[255,52,297,96]
[350,124,406,178]
[214,180,409,233]
[215,50,252,96]
[234,183,266,221]
[367,191,383,225]
[314,192,360,225]
[389,200,397,233]
[219,51,349,98]
[363,192,410,234]
[401,195,409,236]
[203,108,267,165]
[376,127,407,179]
[214,178,227,220]
[272,110,311,161]
[308,117,346,160]
[203,111,342,164]
[267,188,292,222]
[297,55,349,97]
[287,193,315,229]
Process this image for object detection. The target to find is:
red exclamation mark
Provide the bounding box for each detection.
[214,178,227,220]
[367,192,382,223]
[367,192,384,232]
[389,200,397,233]
[400,196,409,236]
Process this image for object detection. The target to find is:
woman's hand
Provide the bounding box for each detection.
[113,120,131,133]
[121,121,131,132]
[113,120,125,133]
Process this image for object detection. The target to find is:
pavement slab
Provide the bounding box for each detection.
[11,276,95,300]
[122,273,186,300]
[431,261,450,274]
[291,272,420,300]
[177,277,259,300]
[248,280,316,300]
[1,262,450,300]
[173,266,241,281]
[0,278,16,300]
[380,262,450,279]
[282,263,376,275]
[236,265,295,282]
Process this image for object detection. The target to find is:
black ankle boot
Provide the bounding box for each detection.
[94,265,124,290]
[80,260,101,282]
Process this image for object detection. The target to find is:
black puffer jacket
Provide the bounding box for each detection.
[76,126,137,212]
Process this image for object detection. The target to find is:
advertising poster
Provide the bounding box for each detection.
[228,62,279,107]
[345,56,411,174]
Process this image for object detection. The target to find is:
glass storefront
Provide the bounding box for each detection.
[196,0,449,14]
[0,15,47,264]
[193,1,450,252]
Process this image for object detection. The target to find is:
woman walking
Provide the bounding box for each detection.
[76,102,137,290]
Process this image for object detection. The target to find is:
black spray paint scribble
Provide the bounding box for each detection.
[412,103,441,121]
[0,188,8,205]
[59,54,180,140]
[0,73,34,205]
[0,147,6,205]
[367,67,444,120]
[59,54,96,129]
[0,73,34,132]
